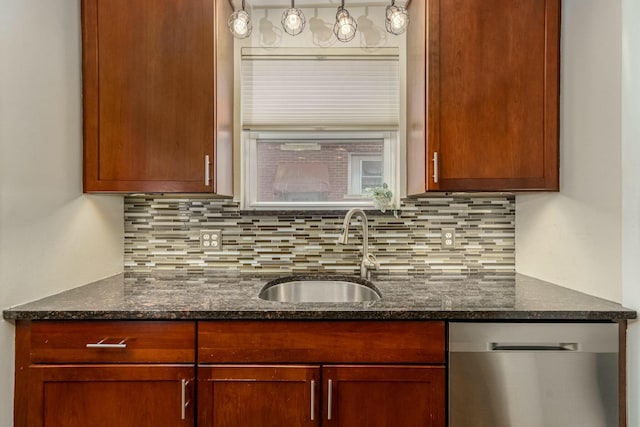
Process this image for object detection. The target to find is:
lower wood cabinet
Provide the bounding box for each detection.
[15,320,446,427]
[14,320,197,427]
[28,365,194,427]
[324,365,445,427]
[198,365,319,427]
[197,365,445,427]
[197,321,446,427]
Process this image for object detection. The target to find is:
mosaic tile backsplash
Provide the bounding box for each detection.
[124,196,515,277]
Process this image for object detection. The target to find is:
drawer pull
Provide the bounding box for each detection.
[85,338,127,349]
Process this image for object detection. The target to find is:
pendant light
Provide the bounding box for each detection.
[333,0,357,42]
[281,0,306,36]
[385,0,409,35]
[228,0,252,39]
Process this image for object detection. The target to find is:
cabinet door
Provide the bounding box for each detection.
[407,0,560,192]
[28,365,195,427]
[198,365,320,427]
[323,365,445,427]
[81,0,233,193]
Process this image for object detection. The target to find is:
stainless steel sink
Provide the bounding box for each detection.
[259,278,382,303]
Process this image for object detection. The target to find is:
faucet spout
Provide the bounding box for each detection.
[337,208,379,280]
[338,208,365,245]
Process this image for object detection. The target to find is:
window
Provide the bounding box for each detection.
[240,48,400,209]
[244,132,397,209]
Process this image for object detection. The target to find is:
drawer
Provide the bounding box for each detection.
[198,321,445,364]
[30,321,195,363]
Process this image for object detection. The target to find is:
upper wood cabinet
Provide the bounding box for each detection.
[81,0,233,194]
[407,0,560,193]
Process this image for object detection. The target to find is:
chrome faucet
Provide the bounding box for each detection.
[338,208,380,280]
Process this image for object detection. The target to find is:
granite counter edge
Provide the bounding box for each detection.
[3,309,636,322]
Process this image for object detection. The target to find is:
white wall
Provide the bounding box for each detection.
[516,0,623,302]
[621,0,640,424]
[0,1,124,425]
[517,0,639,420]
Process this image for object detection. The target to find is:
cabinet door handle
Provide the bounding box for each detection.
[205,155,211,186]
[181,379,191,420]
[310,380,315,421]
[433,151,439,183]
[327,379,333,421]
[85,338,127,349]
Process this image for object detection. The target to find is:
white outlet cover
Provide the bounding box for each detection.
[200,230,223,251]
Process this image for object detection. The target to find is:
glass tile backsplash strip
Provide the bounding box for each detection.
[124,196,515,277]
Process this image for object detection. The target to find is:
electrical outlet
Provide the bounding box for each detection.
[200,230,223,251]
[441,228,455,249]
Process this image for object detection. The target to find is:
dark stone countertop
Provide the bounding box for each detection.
[2,272,636,321]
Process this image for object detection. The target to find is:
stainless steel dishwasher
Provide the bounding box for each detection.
[449,322,619,427]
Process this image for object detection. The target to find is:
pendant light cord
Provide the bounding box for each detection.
[227,0,246,12]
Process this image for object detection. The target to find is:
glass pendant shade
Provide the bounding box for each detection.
[282,5,306,36]
[333,7,357,42]
[229,7,252,39]
[385,3,409,35]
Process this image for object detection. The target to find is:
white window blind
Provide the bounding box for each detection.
[241,54,400,129]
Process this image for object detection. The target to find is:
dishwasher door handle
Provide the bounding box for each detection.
[491,343,579,351]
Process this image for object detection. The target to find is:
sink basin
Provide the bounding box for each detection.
[259,278,382,303]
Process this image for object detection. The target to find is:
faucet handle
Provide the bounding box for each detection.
[364,253,380,270]
[337,227,349,245]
